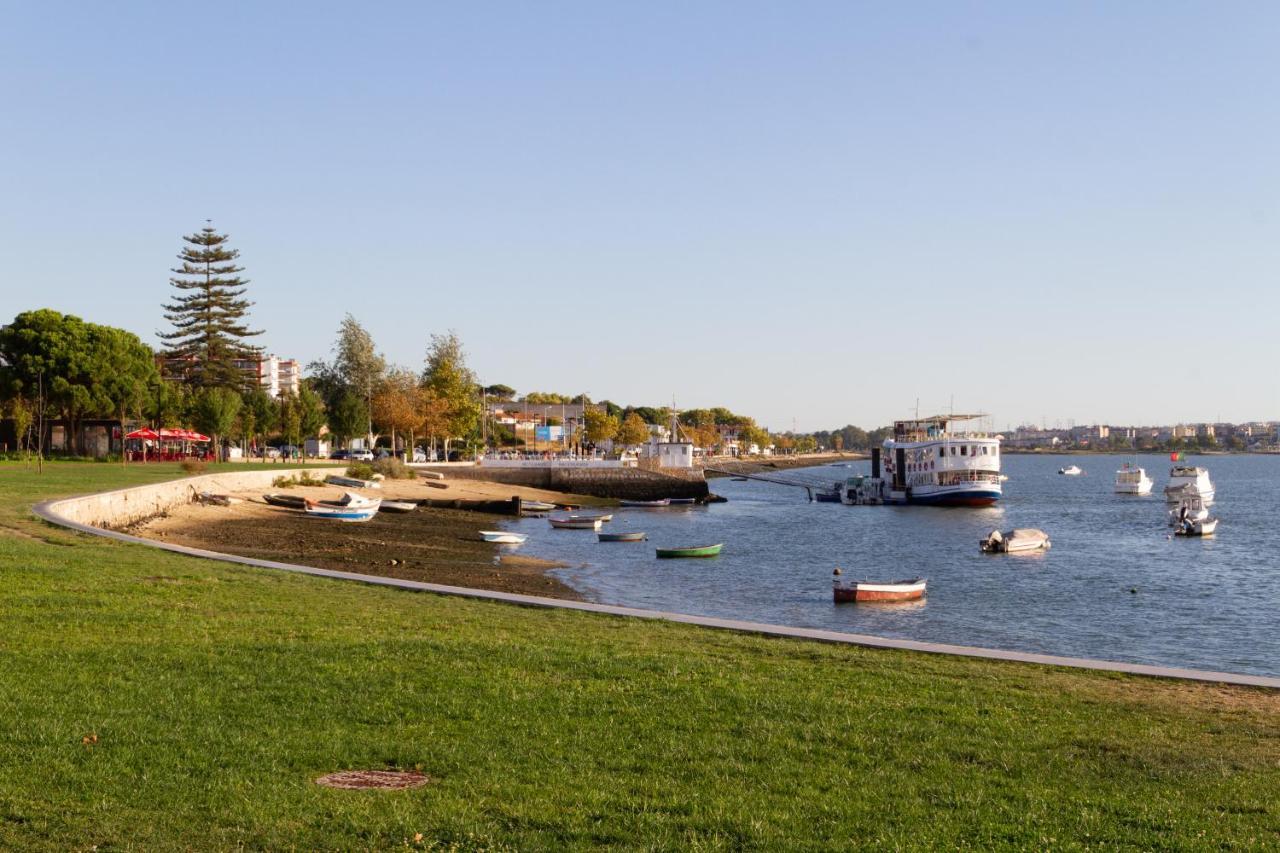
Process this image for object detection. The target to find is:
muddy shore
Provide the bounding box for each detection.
[128,476,606,600]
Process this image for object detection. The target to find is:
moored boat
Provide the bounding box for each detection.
[881,414,1001,506]
[620,499,672,507]
[655,543,722,558]
[1058,465,1083,476]
[980,528,1051,554]
[549,517,603,530]
[1175,517,1218,537]
[562,513,612,523]
[1115,464,1153,495]
[1164,465,1215,503]
[520,500,556,512]
[479,530,528,544]
[1168,494,1209,527]
[598,531,647,542]
[832,572,926,603]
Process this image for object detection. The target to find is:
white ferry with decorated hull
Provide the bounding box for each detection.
[879,414,1002,506]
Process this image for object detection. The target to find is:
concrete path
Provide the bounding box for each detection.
[32,494,1280,690]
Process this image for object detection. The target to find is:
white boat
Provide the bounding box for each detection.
[980,528,1051,554]
[1174,517,1218,537]
[1168,494,1210,527]
[379,500,417,513]
[880,414,1001,506]
[479,531,528,544]
[619,499,671,507]
[1114,465,1153,495]
[1164,466,1214,503]
[304,493,381,521]
[325,474,381,490]
[520,500,557,512]
[549,517,603,530]
[1058,465,1083,476]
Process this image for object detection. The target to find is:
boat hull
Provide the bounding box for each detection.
[834,579,926,602]
[655,543,723,558]
[598,532,646,542]
[907,487,1001,507]
[550,519,602,530]
[480,531,527,544]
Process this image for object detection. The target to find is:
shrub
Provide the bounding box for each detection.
[346,463,375,481]
[273,472,325,488]
[180,460,206,475]
[371,457,416,480]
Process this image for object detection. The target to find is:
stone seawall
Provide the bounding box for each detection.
[421,465,708,500]
[47,467,336,529]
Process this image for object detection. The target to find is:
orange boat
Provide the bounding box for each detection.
[832,573,926,603]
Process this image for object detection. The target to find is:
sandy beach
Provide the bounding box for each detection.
[127,474,606,600]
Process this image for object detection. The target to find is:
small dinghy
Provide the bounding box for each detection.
[562,512,612,523]
[1058,465,1083,476]
[521,500,557,512]
[379,500,417,513]
[655,543,722,558]
[305,493,380,522]
[980,528,1051,554]
[326,474,381,489]
[549,517,603,530]
[262,493,307,509]
[620,499,671,508]
[1175,517,1218,537]
[833,570,926,603]
[480,531,528,544]
[598,531,646,542]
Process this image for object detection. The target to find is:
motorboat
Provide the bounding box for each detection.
[980,528,1051,554]
[1168,494,1209,526]
[1174,517,1218,537]
[549,517,603,531]
[1058,465,1083,476]
[1114,464,1153,495]
[479,531,528,544]
[832,571,926,603]
[304,493,380,521]
[880,414,1002,506]
[1164,466,1215,503]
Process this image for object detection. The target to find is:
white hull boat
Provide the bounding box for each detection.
[880,414,1002,506]
[549,517,603,530]
[980,528,1051,554]
[1058,465,1083,476]
[1168,495,1209,527]
[1114,465,1153,495]
[1164,466,1214,503]
[1175,517,1218,537]
[480,531,528,544]
[305,493,380,521]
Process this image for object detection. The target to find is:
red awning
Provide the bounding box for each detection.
[125,428,160,440]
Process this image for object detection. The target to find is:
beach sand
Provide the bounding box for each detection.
[127,475,606,600]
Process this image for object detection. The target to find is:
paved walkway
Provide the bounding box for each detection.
[32,494,1280,690]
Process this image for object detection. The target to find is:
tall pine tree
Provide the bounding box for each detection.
[160,222,262,388]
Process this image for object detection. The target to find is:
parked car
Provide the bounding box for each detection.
[349,449,374,462]
[329,449,350,460]
[260,446,281,459]
[412,447,427,463]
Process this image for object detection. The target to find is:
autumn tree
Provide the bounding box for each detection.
[423,331,480,459]
[372,369,422,457]
[615,411,650,448]
[159,223,262,388]
[583,406,619,446]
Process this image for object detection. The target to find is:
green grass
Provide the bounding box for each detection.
[1,462,1278,850]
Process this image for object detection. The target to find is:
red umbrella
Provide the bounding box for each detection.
[185,430,211,442]
[125,428,159,440]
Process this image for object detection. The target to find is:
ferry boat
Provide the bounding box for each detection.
[1163,465,1215,503]
[1114,464,1153,495]
[880,414,1001,506]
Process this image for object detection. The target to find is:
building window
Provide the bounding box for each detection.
[960,446,967,456]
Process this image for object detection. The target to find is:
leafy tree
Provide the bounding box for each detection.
[159,223,262,388]
[372,370,421,456]
[191,386,242,460]
[483,384,516,401]
[416,387,451,456]
[297,384,326,452]
[423,331,481,459]
[144,377,188,427]
[831,433,844,452]
[328,390,368,447]
[6,397,33,456]
[615,412,651,447]
[279,393,302,456]
[737,423,769,454]
[241,388,277,453]
[628,406,663,425]
[523,391,570,404]
[583,407,619,445]
[93,324,161,462]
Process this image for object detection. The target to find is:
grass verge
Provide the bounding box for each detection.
[1,462,1278,849]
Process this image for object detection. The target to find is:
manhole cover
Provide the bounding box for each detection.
[315,770,430,790]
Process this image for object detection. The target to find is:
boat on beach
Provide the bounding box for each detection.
[304,492,381,522]
[620,499,672,507]
[598,531,647,542]
[549,517,603,530]
[325,474,381,489]
[655,543,723,558]
[1115,464,1153,495]
[263,493,308,509]
[520,500,557,512]
[379,500,417,513]
[479,530,528,544]
[832,572,926,603]
[980,528,1051,554]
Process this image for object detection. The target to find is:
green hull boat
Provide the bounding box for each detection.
[655,543,723,558]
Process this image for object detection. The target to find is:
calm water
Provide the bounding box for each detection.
[501,454,1280,676]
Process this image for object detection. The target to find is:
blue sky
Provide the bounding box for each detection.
[2,3,1277,431]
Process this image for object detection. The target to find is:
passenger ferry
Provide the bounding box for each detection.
[880,414,1002,506]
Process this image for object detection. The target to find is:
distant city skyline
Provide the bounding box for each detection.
[3,4,1277,430]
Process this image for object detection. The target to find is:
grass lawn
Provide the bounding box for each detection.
[1,462,1278,850]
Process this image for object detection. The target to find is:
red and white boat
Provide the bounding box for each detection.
[832,574,927,603]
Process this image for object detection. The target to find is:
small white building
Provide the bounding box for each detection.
[656,441,694,468]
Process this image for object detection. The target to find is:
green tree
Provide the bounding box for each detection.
[159,223,262,389]
[628,406,662,425]
[328,391,367,448]
[423,332,481,459]
[241,388,277,454]
[483,384,516,401]
[191,386,242,461]
[6,397,33,456]
[92,324,161,463]
[583,407,619,446]
[297,384,327,454]
[615,412,650,447]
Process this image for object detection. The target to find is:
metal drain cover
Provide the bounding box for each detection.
[315,770,430,790]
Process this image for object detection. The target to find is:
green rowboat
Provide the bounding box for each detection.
[655,543,723,558]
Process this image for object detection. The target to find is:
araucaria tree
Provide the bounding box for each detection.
[160,223,262,389]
